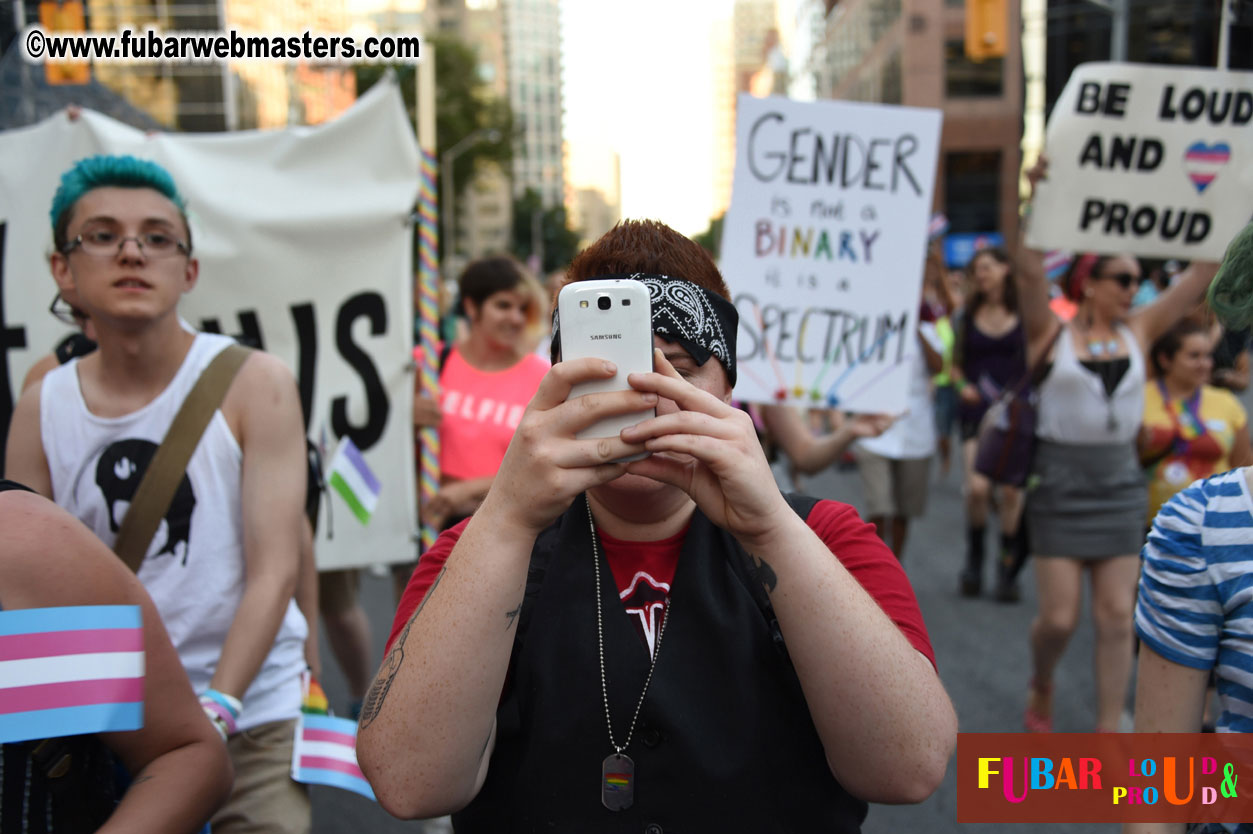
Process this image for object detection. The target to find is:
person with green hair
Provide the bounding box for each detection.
[7,154,313,833]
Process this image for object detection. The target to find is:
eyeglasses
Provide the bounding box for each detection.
[49,292,88,327]
[63,229,190,258]
[1097,271,1140,289]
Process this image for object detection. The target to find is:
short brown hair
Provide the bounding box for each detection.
[561,220,730,303]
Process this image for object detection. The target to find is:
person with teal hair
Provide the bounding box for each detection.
[49,154,190,253]
[7,154,314,833]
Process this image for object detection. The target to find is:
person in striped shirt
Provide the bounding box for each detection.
[1128,221,1253,834]
[1129,467,1253,834]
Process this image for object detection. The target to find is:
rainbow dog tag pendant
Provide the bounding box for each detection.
[601,753,635,810]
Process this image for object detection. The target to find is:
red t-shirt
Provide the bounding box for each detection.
[387,500,936,670]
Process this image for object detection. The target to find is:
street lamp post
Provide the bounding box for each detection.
[440,128,502,283]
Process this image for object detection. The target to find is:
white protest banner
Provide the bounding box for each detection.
[721,94,942,414]
[1027,62,1253,260]
[0,78,418,571]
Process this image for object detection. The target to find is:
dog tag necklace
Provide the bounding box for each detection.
[588,496,669,812]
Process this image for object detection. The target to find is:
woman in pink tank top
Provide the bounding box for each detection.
[416,257,550,532]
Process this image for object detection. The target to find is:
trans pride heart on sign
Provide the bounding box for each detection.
[1183,141,1231,194]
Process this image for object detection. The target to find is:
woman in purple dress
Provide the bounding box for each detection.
[954,247,1029,601]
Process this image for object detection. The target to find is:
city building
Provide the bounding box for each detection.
[711,0,782,220]
[1023,0,1252,166]
[501,0,564,209]
[790,0,1024,257]
[567,145,621,249]
[8,0,361,131]
[446,0,513,262]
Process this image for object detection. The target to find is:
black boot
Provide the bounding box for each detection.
[960,526,986,597]
[995,532,1021,603]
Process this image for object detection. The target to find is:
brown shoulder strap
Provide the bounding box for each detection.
[113,344,252,573]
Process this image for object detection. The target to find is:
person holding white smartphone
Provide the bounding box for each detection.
[358,219,956,831]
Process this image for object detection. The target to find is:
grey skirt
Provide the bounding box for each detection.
[1026,440,1147,558]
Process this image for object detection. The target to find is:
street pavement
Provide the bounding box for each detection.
[311,455,1119,833]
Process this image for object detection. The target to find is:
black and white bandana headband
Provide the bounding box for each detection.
[550,273,739,386]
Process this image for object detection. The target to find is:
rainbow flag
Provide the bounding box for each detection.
[0,605,144,744]
[605,772,631,790]
[291,713,375,800]
[327,436,381,526]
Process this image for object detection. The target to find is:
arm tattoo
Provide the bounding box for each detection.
[503,601,523,632]
[359,566,447,729]
[753,555,778,594]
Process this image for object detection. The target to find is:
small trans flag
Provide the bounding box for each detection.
[0,605,144,744]
[1043,249,1074,282]
[327,436,380,526]
[928,212,949,241]
[292,713,376,800]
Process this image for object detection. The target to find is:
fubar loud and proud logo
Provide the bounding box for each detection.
[957,733,1253,824]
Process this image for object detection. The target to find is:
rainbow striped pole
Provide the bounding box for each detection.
[416,146,440,553]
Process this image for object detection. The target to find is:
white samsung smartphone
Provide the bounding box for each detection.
[557,278,655,460]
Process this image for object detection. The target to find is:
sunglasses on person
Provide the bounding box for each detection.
[1096,271,1140,289]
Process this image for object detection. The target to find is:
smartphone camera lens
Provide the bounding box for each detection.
[597,296,612,311]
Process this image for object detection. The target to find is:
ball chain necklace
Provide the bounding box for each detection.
[587,495,670,812]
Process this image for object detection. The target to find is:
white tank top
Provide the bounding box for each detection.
[41,332,307,730]
[1035,323,1145,445]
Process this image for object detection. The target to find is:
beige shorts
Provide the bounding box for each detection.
[212,718,310,834]
[854,448,932,519]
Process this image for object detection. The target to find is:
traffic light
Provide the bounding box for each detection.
[965,0,1008,61]
[39,1,91,85]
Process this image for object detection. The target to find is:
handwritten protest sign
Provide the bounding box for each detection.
[721,94,942,414]
[1027,62,1253,260]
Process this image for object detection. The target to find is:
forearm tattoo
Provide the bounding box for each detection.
[503,601,523,632]
[358,566,447,729]
[753,555,778,593]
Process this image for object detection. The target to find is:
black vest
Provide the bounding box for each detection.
[453,494,868,833]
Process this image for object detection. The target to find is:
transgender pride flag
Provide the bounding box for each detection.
[327,436,381,526]
[0,605,144,744]
[292,713,376,800]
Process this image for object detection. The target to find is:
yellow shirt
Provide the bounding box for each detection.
[1141,382,1247,523]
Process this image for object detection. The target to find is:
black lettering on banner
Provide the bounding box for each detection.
[1075,81,1129,117]
[199,310,265,350]
[1077,134,1163,171]
[331,291,389,451]
[0,222,30,472]
[1078,199,1211,245]
[290,302,318,431]
[1160,86,1252,125]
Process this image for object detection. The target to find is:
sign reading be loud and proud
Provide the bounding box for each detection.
[1028,62,1253,261]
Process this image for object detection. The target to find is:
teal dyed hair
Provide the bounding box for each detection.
[1208,220,1253,332]
[50,155,189,252]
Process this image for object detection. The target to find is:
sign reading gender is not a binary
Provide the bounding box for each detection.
[721,94,942,415]
[1028,62,1253,261]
